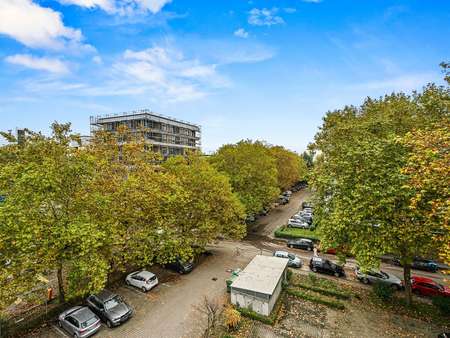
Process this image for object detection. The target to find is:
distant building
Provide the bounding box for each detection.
[230,255,288,316]
[90,109,201,158]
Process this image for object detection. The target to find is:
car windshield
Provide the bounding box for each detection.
[104,296,121,310]
[288,254,295,260]
[81,317,97,328]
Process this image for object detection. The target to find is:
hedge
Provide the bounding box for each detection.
[291,283,351,300]
[286,288,345,310]
[274,226,320,242]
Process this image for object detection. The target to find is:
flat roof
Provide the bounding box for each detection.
[90,109,201,130]
[231,255,288,296]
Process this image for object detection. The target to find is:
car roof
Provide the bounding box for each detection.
[412,276,435,284]
[136,270,155,279]
[298,238,312,242]
[274,250,288,255]
[95,289,117,302]
[71,307,95,322]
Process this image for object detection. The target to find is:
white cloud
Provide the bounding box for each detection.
[349,73,436,92]
[5,54,70,74]
[234,28,249,38]
[57,0,171,15]
[92,55,103,64]
[248,8,284,26]
[0,0,92,51]
[113,46,227,101]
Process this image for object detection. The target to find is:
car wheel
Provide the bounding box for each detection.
[312,267,317,272]
[413,288,421,295]
[58,320,62,328]
[334,272,340,277]
[74,334,78,338]
[126,279,131,286]
[362,278,369,284]
[141,286,147,292]
[307,247,312,251]
[288,244,292,248]
[106,320,113,328]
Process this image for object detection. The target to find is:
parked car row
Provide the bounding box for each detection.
[391,257,439,273]
[59,286,135,337]
[57,258,198,337]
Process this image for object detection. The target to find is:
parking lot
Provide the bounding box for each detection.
[29,189,448,338]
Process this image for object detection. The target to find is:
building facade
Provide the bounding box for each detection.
[90,109,201,158]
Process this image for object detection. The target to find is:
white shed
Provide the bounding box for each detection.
[230,255,288,316]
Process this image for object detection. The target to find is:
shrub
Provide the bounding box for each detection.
[432,296,450,316]
[293,283,351,300]
[237,307,274,325]
[371,281,395,301]
[223,307,241,330]
[286,288,345,310]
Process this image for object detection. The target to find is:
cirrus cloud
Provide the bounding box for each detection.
[5,54,70,74]
[248,8,284,26]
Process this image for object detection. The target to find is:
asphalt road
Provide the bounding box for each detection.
[29,188,447,338]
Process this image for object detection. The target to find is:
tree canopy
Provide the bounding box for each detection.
[310,82,449,304]
[0,124,246,310]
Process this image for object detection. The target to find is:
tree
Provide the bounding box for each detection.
[310,83,449,305]
[301,150,315,169]
[269,146,307,190]
[162,153,246,256]
[400,121,450,269]
[0,123,110,305]
[210,140,279,216]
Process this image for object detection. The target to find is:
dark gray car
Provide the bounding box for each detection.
[86,290,133,328]
[58,306,101,338]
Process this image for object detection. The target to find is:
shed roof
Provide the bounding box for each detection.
[231,255,288,296]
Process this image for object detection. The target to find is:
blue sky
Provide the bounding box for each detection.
[1,0,449,153]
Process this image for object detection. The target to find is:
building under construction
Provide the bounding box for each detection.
[90,109,201,158]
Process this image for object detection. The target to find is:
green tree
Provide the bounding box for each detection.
[269,146,307,190]
[400,120,450,269]
[310,83,449,305]
[0,123,110,305]
[162,153,246,261]
[210,140,279,216]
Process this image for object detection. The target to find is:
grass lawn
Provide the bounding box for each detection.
[274,225,321,241]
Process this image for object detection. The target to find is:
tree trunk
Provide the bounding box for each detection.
[403,264,412,306]
[57,262,65,304]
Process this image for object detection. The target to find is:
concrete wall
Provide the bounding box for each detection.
[231,290,270,316]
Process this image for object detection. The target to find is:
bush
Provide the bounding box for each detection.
[286,288,345,310]
[274,226,320,242]
[371,281,395,301]
[237,307,274,325]
[223,307,241,330]
[292,283,351,300]
[432,296,450,316]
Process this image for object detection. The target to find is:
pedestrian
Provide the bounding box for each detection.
[313,245,318,257]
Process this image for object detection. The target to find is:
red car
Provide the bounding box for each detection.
[411,276,450,297]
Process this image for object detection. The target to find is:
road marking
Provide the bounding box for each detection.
[51,324,70,337]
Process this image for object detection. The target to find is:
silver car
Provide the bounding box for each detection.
[125,270,159,292]
[288,218,310,228]
[58,306,101,338]
[355,267,402,290]
[273,250,303,268]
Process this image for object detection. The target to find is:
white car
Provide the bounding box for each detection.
[125,270,158,292]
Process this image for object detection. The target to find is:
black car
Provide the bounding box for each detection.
[309,257,345,277]
[287,238,314,251]
[166,258,194,274]
[392,257,438,272]
[86,290,133,328]
[302,201,312,209]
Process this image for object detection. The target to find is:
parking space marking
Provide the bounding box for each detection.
[51,324,70,337]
